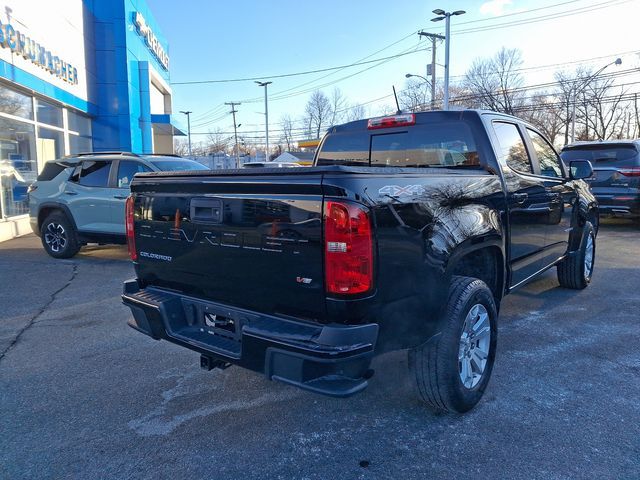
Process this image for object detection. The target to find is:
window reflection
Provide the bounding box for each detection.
[0,86,33,120]
[0,117,36,217]
[527,129,562,177]
[493,122,533,174]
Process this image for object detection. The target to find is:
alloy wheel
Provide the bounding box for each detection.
[458,304,491,389]
[44,222,68,253]
[584,233,594,280]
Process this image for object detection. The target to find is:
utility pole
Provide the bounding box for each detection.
[418,31,444,110]
[179,110,192,156]
[225,102,241,167]
[255,81,272,161]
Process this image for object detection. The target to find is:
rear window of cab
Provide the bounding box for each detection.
[316,122,481,169]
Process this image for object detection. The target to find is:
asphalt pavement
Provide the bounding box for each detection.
[1,220,639,480]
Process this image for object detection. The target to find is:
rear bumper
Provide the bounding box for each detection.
[122,279,378,397]
[593,192,640,217]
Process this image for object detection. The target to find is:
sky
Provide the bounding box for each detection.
[146,0,640,149]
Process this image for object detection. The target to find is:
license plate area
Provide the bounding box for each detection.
[203,311,241,341]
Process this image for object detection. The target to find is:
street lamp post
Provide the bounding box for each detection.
[405,73,432,110]
[570,58,622,143]
[255,81,272,162]
[431,9,465,110]
[179,110,192,156]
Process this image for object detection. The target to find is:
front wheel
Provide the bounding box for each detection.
[409,276,498,413]
[557,221,595,289]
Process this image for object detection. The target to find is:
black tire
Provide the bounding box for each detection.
[409,276,498,413]
[557,221,595,289]
[41,212,80,259]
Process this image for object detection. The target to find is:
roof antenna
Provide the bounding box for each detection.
[392,85,401,114]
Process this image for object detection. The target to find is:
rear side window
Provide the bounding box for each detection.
[316,122,481,168]
[316,133,369,166]
[37,162,68,181]
[77,160,111,187]
[117,160,151,188]
[560,145,640,168]
[492,122,533,174]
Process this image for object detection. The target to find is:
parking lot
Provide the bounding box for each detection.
[0,220,638,480]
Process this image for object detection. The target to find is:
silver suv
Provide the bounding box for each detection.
[28,152,207,258]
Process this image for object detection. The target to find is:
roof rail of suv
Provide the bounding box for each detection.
[66,151,141,158]
[141,153,182,158]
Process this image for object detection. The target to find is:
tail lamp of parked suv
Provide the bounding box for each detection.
[618,167,640,177]
[125,195,137,261]
[324,201,373,295]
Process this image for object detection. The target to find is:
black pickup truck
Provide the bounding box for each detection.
[122,110,597,412]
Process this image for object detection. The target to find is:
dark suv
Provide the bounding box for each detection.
[561,140,640,219]
[28,152,208,258]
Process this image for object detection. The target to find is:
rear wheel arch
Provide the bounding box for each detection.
[448,245,505,304]
[38,204,76,232]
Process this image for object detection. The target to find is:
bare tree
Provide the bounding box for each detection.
[280,114,294,151]
[583,77,627,140]
[329,87,348,126]
[304,90,333,138]
[206,128,230,154]
[345,103,367,122]
[518,92,564,146]
[462,47,525,115]
[174,138,189,156]
[399,78,429,112]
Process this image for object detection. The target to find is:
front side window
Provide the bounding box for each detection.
[527,129,562,177]
[78,160,111,187]
[117,161,150,188]
[493,122,533,174]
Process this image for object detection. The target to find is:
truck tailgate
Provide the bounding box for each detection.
[130,172,326,321]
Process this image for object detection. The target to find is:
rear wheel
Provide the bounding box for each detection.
[409,276,498,413]
[41,212,80,259]
[557,221,595,289]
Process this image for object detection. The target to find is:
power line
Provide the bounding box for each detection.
[451,0,634,35]
[171,47,428,85]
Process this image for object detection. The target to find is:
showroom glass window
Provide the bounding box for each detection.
[36,99,63,128]
[68,110,92,155]
[0,83,95,220]
[0,114,37,218]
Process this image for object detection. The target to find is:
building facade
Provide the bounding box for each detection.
[0,0,181,241]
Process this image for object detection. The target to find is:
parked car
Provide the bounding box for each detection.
[561,140,640,220]
[28,152,208,258]
[122,110,597,413]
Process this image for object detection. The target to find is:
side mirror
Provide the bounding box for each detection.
[569,160,593,180]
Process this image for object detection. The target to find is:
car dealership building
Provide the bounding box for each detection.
[0,0,182,241]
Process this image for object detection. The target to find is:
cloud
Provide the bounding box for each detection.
[480,0,513,16]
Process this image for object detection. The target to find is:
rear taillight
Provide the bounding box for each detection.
[367,113,415,130]
[125,195,137,261]
[324,200,373,295]
[618,167,640,177]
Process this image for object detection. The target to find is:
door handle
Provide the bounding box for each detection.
[512,192,528,204]
[64,190,78,196]
[113,195,128,200]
